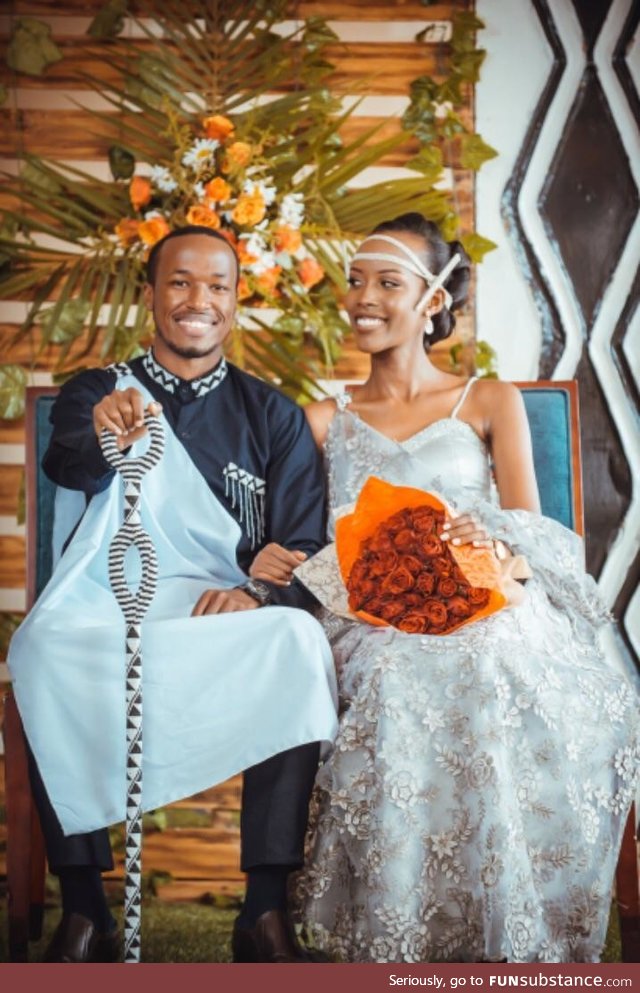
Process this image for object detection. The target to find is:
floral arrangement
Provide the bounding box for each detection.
[116,113,326,309]
[346,504,493,634]
[0,2,497,416]
[336,477,506,635]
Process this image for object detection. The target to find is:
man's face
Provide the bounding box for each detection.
[143,234,237,366]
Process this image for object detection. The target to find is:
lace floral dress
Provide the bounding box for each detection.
[294,385,640,963]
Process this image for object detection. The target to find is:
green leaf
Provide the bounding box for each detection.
[459,133,498,171]
[0,613,23,655]
[6,18,63,76]
[108,145,135,180]
[475,339,499,378]
[452,12,485,36]
[0,365,27,419]
[87,0,129,38]
[406,146,444,183]
[40,298,92,344]
[452,50,486,84]
[20,160,62,194]
[460,232,498,263]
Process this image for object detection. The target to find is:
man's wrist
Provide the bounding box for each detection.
[239,578,272,607]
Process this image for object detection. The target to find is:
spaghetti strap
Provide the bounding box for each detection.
[450,376,478,420]
[334,391,353,413]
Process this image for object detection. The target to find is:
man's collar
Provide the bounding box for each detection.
[142,349,228,398]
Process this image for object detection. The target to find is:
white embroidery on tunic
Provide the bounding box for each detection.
[109,361,132,380]
[141,349,228,397]
[223,462,266,549]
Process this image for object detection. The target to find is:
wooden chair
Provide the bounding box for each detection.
[3,382,638,960]
[3,386,58,961]
[517,380,639,962]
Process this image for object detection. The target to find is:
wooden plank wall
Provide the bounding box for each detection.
[0,0,475,901]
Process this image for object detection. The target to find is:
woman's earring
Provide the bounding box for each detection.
[424,317,434,337]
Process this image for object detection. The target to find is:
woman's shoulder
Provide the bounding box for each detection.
[304,396,341,449]
[470,377,527,418]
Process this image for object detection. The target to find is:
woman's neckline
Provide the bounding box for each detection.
[342,407,486,449]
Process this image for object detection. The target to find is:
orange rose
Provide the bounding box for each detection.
[422,599,449,629]
[275,225,302,253]
[468,587,490,607]
[138,216,170,246]
[186,204,221,229]
[363,597,384,616]
[397,613,427,635]
[447,595,472,619]
[403,592,423,608]
[204,177,232,203]
[412,508,439,534]
[386,511,411,533]
[237,276,252,301]
[222,141,252,171]
[237,240,259,265]
[129,176,152,211]
[432,555,453,577]
[255,266,281,297]
[437,577,458,598]
[203,115,235,141]
[232,191,266,227]
[379,600,405,622]
[393,529,415,552]
[115,218,141,245]
[415,573,436,597]
[383,566,415,595]
[401,555,423,576]
[420,534,443,557]
[297,256,324,288]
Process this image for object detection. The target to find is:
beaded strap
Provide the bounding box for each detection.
[100,413,164,963]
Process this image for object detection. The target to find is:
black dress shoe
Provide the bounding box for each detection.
[232,909,329,963]
[43,912,120,963]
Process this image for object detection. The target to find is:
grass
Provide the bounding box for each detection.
[0,896,622,964]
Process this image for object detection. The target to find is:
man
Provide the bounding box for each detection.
[8,226,338,963]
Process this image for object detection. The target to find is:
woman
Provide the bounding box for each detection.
[250,213,639,963]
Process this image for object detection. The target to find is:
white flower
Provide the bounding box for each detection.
[430,831,457,858]
[182,138,219,170]
[149,165,178,193]
[279,192,305,229]
[243,178,277,206]
[433,100,453,121]
[192,181,205,200]
[241,232,267,257]
[143,209,164,221]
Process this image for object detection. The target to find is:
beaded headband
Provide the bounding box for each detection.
[350,233,461,311]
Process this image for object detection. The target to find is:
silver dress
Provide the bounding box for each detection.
[295,386,640,963]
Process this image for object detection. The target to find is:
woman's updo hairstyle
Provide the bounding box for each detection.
[372,212,471,346]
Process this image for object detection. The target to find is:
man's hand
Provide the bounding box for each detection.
[93,387,162,451]
[191,587,260,616]
[249,542,307,586]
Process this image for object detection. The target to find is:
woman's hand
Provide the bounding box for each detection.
[249,542,307,586]
[440,513,493,549]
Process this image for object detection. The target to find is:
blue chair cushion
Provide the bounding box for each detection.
[520,387,575,532]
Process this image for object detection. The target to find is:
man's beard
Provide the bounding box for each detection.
[154,322,221,361]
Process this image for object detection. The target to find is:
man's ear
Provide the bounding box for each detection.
[143,282,154,311]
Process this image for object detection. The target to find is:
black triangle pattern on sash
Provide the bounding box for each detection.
[100,406,165,964]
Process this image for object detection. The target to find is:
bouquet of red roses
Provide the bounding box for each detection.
[335,477,506,635]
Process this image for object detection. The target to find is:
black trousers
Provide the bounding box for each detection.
[27,741,320,875]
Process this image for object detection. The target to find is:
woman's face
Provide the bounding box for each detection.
[344,230,431,355]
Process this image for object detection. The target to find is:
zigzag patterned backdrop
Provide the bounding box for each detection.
[477,0,639,676]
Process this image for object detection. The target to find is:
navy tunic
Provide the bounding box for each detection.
[43,351,327,610]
